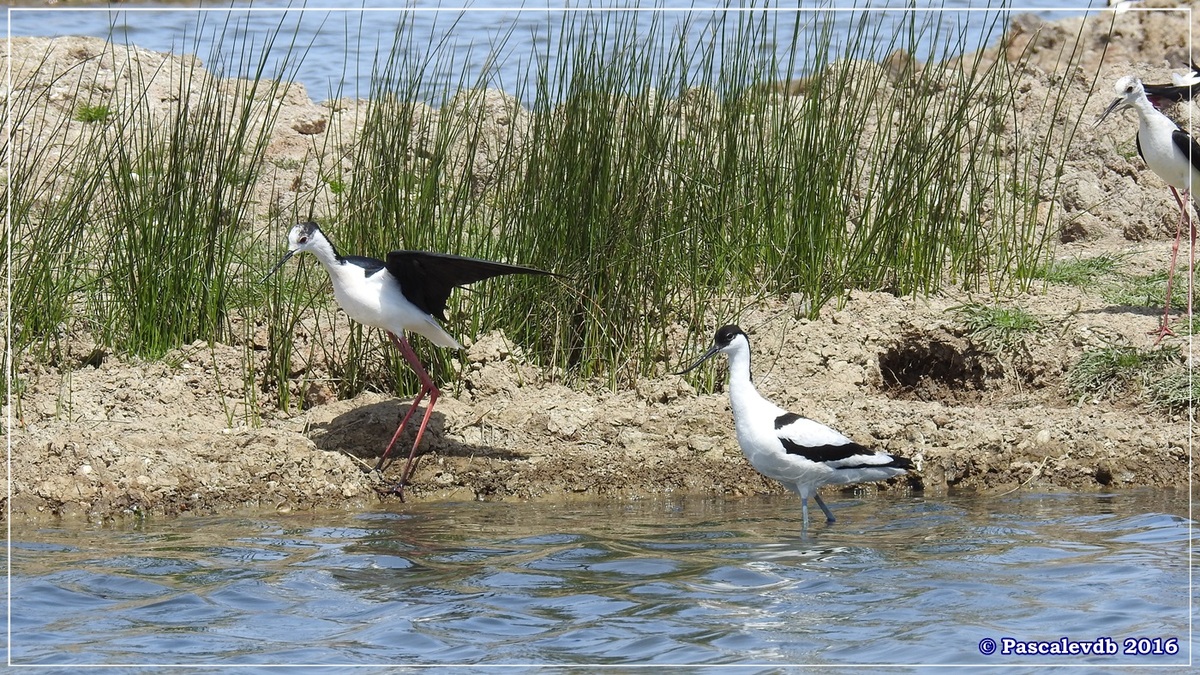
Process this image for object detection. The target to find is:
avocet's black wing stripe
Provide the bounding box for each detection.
[775,412,801,429]
[386,251,554,321]
[780,438,873,463]
[1171,130,1200,174]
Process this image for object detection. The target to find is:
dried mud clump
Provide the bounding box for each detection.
[876,330,1004,403]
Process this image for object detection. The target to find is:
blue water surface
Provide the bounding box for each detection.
[8,490,1195,669]
[8,1,1104,104]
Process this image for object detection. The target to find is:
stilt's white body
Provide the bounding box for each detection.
[292,230,460,349]
[315,248,461,349]
[1128,95,1200,194]
[1098,75,1200,342]
[265,220,552,493]
[682,325,911,530]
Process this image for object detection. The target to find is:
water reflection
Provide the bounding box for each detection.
[9,490,1195,667]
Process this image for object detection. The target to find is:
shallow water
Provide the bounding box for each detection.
[9,1,1099,103]
[9,490,1195,670]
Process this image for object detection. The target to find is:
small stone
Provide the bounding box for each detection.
[293,117,327,135]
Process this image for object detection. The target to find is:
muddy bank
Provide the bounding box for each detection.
[10,283,1192,521]
[5,4,1197,521]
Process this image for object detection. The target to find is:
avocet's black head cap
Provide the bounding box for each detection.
[676,324,746,375]
[713,324,745,348]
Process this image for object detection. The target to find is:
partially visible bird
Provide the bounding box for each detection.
[1106,0,1140,15]
[264,220,554,494]
[1097,75,1199,342]
[678,325,913,531]
[1143,62,1200,105]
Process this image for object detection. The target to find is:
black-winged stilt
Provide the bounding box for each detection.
[678,325,913,531]
[1143,63,1200,105]
[1097,75,1199,342]
[264,220,554,494]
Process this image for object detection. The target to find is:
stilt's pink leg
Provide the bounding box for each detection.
[374,384,427,472]
[1189,189,1196,337]
[1154,188,1188,344]
[374,332,441,496]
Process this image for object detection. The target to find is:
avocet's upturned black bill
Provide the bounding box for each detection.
[265,220,555,493]
[1096,75,1200,342]
[680,325,914,531]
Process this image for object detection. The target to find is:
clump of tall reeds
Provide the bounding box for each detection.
[9,5,1096,410]
[6,17,306,416]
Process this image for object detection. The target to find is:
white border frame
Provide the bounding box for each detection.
[3,2,1192,670]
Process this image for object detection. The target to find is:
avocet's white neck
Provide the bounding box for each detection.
[723,339,774,423]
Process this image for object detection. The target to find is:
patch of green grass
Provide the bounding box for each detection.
[1172,315,1200,336]
[1067,343,1180,401]
[1026,252,1125,287]
[1103,270,1199,312]
[950,302,1043,357]
[323,175,347,195]
[74,104,113,123]
[1147,367,1196,413]
[85,39,297,359]
[8,49,111,367]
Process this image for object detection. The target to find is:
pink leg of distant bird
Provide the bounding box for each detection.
[1154,187,1190,345]
[1190,193,1197,337]
[374,332,441,494]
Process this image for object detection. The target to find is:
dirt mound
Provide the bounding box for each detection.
[8,284,1190,521]
[5,6,1197,521]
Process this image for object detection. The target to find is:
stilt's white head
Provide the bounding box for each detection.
[1096,75,1146,126]
[262,221,332,281]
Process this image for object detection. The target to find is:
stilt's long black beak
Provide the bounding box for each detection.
[675,343,721,375]
[1095,98,1124,127]
[260,250,295,283]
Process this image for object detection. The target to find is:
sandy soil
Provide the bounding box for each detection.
[4,3,1197,521]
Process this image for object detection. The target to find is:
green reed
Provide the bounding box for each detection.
[6,48,110,367]
[11,5,1095,409]
[89,19,303,359]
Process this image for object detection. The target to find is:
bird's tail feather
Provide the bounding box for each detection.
[412,318,464,349]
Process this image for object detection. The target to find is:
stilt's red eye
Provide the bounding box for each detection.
[299,236,308,243]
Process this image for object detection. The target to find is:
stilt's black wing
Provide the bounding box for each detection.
[1172,129,1200,174]
[341,255,387,276]
[1144,63,1200,102]
[386,251,554,321]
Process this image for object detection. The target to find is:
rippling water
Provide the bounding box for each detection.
[9,490,1195,669]
[9,1,1101,103]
